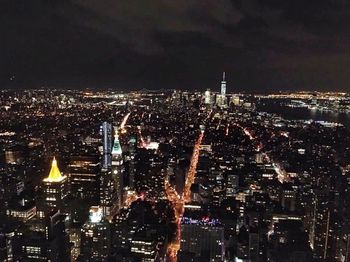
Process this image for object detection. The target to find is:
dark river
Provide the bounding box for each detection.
[256,99,350,129]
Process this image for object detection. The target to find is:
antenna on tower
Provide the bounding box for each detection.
[222,72,226,81]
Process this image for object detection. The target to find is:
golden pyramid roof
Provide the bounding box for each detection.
[43,157,66,183]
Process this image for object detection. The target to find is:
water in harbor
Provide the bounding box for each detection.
[256,99,350,129]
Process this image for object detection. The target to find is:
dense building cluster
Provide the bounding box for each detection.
[0,83,349,261]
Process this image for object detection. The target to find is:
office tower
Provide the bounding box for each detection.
[212,172,225,207]
[0,217,22,261]
[135,149,166,198]
[68,226,81,262]
[171,90,182,106]
[204,89,212,105]
[68,155,100,204]
[248,228,259,261]
[221,71,226,97]
[313,189,333,260]
[130,229,162,262]
[267,219,312,261]
[41,157,68,213]
[281,185,296,212]
[101,122,113,170]
[216,72,227,107]
[111,131,124,210]
[0,170,25,213]
[255,152,264,164]
[21,210,70,261]
[180,216,225,261]
[100,168,117,217]
[231,95,240,106]
[6,198,36,222]
[226,174,239,197]
[80,207,111,261]
[4,147,23,165]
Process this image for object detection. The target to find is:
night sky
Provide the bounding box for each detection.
[1,0,350,92]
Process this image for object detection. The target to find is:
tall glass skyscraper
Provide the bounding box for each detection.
[101,122,113,169]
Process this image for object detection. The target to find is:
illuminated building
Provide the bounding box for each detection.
[216,72,227,107]
[6,199,36,222]
[267,219,312,261]
[171,90,182,106]
[0,171,24,210]
[101,122,113,169]
[130,238,160,262]
[80,206,111,261]
[68,155,100,204]
[5,151,22,165]
[204,89,212,105]
[0,219,21,261]
[280,185,296,212]
[111,130,124,210]
[221,71,226,97]
[226,174,239,197]
[212,175,225,207]
[180,216,225,261]
[312,189,333,260]
[231,96,240,106]
[68,227,81,261]
[21,210,70,261]
[255,152,264,164]
[41,157,68,212]
[135,149,166,198]
[99,168,117,217]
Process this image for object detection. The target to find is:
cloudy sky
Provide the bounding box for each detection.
[1,0,350,92]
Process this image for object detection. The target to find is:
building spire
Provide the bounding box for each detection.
[44,157,65,182]
[220,72,227,97]
[112,129,122,155]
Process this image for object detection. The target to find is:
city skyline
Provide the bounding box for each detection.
[1,1,350,261]
[0,87,349,261]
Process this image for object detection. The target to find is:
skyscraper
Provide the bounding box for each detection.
[68,155,100,204]
[226,174,239,197]
[41,157,68,213]
[111,130,124,210]
[313,189,333,260]
[180,216,225,261]
[21,210,70,261]
[100,168,117,217]
[80,207,111,261]
[216,72,227,107]
[221,71,226,97]
[101,122,113,170]
[204,89,212,105]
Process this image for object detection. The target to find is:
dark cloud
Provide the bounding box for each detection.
[0,0,350,92]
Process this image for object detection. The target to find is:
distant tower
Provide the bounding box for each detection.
[221,72,226,97]
[111,130,124,210]
[216,72,227,107]
[101,122,113,170]
[204,89,211,105]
